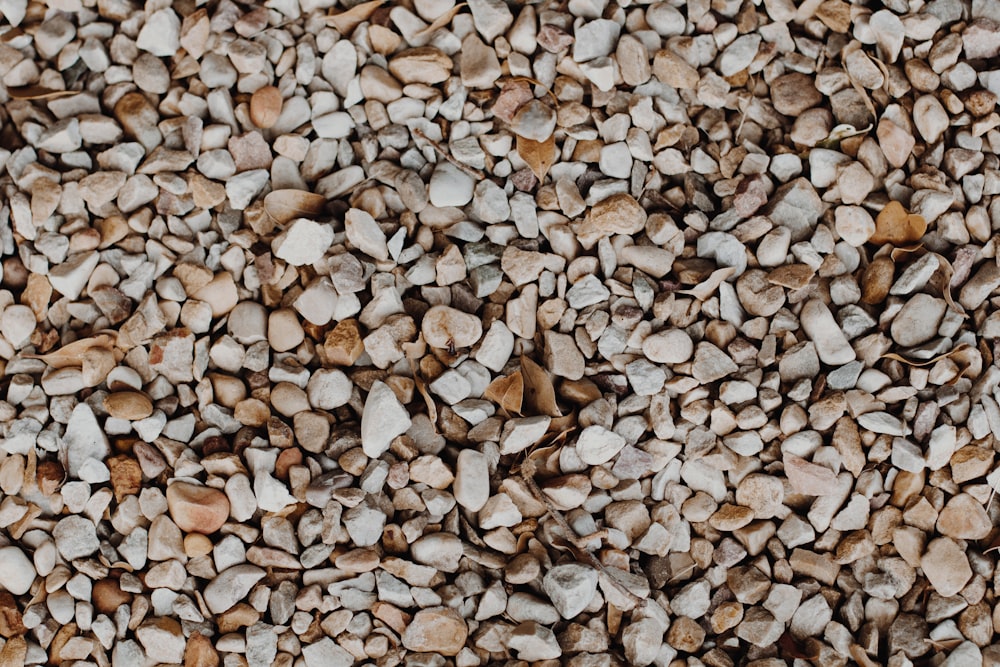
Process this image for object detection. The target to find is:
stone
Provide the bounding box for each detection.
[429,163,475,207]
[576,425,627,465]
[204,565,267,615]
[454,449,490,512]
[543,564,599,619]
[574,194,647,249]
[361,381,412,458]
[890,294,947,347]
[800,299,855,365]
[921,538,972,597]
[402,607,468,656]
[63,403,110,479]
[272,219,334,266]
[771,73,822,115]
[166,481,230,534]
[422,305,483,348]
[642,329,694,364]
[53,515,100,561]
[0,546,35,595]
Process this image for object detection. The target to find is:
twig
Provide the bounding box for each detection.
[412,128,485,180]
[519,456,646,608]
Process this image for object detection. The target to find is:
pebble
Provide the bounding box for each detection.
[542,564,599,619]
[361,381,412,458]
[429,163,475,207]
[0,546,35,595]
[800,299,856,365]
[166,481,231,534]
[921,538,973,597]
[454,449,490,511]
[402,607,468,656]
[203,564,266,615]
[272,219,334,266]
[890,294,947,347]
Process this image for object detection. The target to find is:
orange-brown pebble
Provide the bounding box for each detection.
[166,481,230,534]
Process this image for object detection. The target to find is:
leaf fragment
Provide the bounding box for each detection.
[484,371,523,414]
[870,201,926,245]
[325,0,385,35]
[414,2,466,40]
[517,134,557,182]
[6,85,78,100]
[521,355,561,417]
[24,333,118,368]
[264,189,326,224]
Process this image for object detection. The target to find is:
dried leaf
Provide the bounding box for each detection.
[484,371,523,414]
[325,0,385,34]
[406,345,438,427]
[888,243,923,261]
[517,134,556,182]
[414,3,466,40]
[6,86,78,100]
[264,189,326,224]
[870,201,927,245]
[926,252,967,318]
[521,355,561,417]
[676,266,737,300]
[880,342,972,367]
[25,333,118,368]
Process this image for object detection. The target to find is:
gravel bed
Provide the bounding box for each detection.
[1,0,1000,665]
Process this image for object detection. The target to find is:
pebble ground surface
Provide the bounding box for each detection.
[2,0,1000,666]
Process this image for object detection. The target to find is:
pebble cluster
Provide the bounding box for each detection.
[1,0,1000,665]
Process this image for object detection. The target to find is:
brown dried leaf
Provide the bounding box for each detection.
[406,346,438,427]
[264,189,326,224]
[414,3,466,40]
[870,201,927,245]
[6,85,78,100]
[325,0,385,34]
[880,342,973,367]
[517,134,557,182]
[926,252,967,318]
[521,355,561,417]
[25,333,118,368]
[484,371,523,414]
[676,267,737,300]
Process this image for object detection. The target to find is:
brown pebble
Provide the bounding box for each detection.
[104,391,154,420]
[250,86,283,129]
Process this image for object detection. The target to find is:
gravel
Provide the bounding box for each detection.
[1,0,999,665]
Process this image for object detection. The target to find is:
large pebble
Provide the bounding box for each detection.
[422,305,483,349]
[0,546,36,595]
[361,381,412,458]
[166,481,231,534]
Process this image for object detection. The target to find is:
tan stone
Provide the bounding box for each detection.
[401,607,468,656]
[166,481,230,534]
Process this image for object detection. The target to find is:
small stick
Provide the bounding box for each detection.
[412,128,484,180]
[519,457,646,608]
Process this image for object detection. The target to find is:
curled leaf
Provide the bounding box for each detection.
[676,266,737,300]
[816,123,873,149]
[325,0,385,35]
[870,201,926,245]
[264,189,326,224]
[521,355,561,417]
[6,86,78,100]
[516,134,556,182]
[25,333,118,368]
[484,371,523,414]
[880,342,973,367]
[414,3,466,40]
[406,346,438,427]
